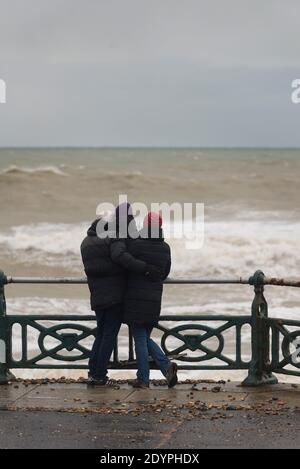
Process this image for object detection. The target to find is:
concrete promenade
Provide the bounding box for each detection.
[0,379,300,448]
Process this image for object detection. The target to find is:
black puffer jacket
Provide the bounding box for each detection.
[111,228,171,326]
[80,219,126,310]
[81,219,148,311]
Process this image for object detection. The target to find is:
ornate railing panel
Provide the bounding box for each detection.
[157,316,251,369]
[6,316,96,369]
[266,318,300,377]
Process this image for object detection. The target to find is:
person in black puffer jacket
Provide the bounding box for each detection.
[81,208,160,386]
[81,216,126,311]
[110,211,178,389]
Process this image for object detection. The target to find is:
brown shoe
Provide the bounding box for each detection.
[131,379,149,389]
[166,363,178,388]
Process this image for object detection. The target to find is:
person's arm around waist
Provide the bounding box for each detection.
[110,238,147,274]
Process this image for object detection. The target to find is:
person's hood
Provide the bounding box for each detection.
[88,205,117,237]
[87,219,99,237]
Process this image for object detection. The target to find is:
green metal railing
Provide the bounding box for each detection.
[1,269,300,386]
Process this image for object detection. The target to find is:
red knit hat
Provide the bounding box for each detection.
[143,212,163,228]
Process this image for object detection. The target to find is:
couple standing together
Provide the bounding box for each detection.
[80,202,178,389]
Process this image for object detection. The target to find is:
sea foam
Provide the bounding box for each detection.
[0,212,299,278]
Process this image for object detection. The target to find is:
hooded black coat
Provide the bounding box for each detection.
[80,220,125,310]
[111,228,171,326]
[81,219,148,311]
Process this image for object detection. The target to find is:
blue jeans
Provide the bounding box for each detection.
[89,304,123,380]
[130,323,171,383]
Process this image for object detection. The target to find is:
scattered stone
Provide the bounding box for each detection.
[226,405,238,411]
[211,386,222,393]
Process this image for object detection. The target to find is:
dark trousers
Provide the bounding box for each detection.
[130,323,171,383]
[89,303,123,380]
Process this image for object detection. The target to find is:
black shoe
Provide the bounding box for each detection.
[87,377,107,386]
[131,379,150,389]
[88,377,120,388]
[166,363,178,388]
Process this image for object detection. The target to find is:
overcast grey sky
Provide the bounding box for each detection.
[0,0,299,147]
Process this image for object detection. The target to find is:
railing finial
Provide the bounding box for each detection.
[248,269,265,287]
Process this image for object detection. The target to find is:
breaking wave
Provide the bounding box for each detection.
[0,165,68,176]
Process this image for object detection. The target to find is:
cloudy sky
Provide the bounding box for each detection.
[0,0,299,147]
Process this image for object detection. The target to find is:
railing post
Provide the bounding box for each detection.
[0,270,6,383]
[242,270,278,386]
[0,270,10,384]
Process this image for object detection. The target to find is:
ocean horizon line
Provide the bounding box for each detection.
[1,146,300,151]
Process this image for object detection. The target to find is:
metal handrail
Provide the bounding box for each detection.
[6,276,249,284]
[5,275,300,287]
